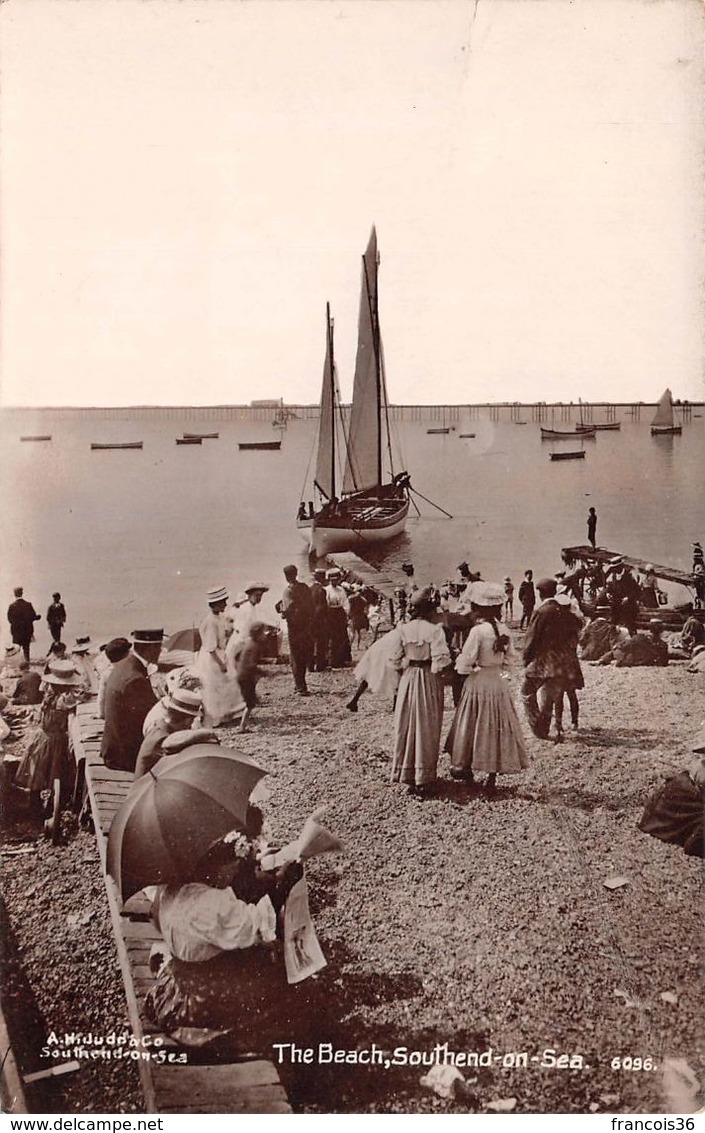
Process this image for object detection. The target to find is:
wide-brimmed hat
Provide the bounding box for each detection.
[644,563,654,572]
[206,586,228,604]
[4,645,21,658]
[327,567,342,579]
[609,556,624,567]
[244,582,269,595]
[43,660,83,687]
[165,687,202,717]
[409,586,437,610]
[72,636,92,654]
[555,593,572,607]
[131,629,165,644]
[472,582,506,608]
[536,577,558,597]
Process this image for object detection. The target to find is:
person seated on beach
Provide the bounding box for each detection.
[1,645,24,698]
[71,637,100,695]
[133,688,216,779]
[578,615,628,662]
[638,728,705,858]
[595,619,669,667]
[145,809,303,1048]
[682,612,705,655]
[12,660,43,706]
[143,668,204,735]
[95,637,131,718]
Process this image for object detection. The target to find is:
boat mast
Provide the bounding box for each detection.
[362,246,383,487]
[327,302,336,500]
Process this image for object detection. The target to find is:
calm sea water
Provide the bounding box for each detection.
[1,408,703,649]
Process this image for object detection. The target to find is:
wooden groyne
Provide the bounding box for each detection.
[71,703,292,1114]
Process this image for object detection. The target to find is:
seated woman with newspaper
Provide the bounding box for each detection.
[145,806,340,1052]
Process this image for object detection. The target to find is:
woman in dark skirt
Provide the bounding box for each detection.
[325,568,352,668]
[14,660,85,809]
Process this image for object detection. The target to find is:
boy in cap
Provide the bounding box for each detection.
[46,593,67,644]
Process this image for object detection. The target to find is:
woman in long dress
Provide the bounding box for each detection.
[15,660,85,809]
[195,587,245,727]
[444,582,529,790]
[388,588,451,795]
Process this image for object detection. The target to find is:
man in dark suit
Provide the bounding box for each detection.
[7,587,41,662]
[521,579,583,740]
[100,629,162,772]
[277,565,314,696]
[309,569,329,671]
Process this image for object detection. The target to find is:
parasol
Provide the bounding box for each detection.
[164,627,202,653]
[107,745,267,903]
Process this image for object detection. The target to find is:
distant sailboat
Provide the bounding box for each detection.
[650,389,682,436]
[297,230,410,557]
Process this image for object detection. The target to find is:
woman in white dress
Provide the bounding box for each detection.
[195,586,245,727]
[444,582,529,790]
[388,588,451,795]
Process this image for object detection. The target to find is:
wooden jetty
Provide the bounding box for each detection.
[550,450,585,461]
[561,545,699,590]
[71,704,292,1114]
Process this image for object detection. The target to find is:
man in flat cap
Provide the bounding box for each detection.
[101,629,162,771]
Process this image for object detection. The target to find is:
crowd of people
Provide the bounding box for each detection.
[1,543,703,1057]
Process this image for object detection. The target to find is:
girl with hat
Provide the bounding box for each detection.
[134,688,216,779]
[195,587,246,727]
[444,582,529,790]
[387,587,451,796]
[14,660,86,814]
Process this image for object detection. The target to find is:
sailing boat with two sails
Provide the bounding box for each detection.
[650,388,682,436]
[297,229,411,557]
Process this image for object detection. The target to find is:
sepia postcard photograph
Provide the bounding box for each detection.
[1,0,704,1120]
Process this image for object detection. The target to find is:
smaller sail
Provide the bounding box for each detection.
[314,307,336,500]
[652,389,674,429]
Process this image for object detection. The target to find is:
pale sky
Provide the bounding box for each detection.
[1,0,703,407]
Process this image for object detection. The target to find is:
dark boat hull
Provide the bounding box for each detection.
[550,450,586,461]
[239,441,282,451]
[577,422,621,431]
[91,442,143,450]
[427,427,451,434]
[651,426,682,436]
[20,435,51,441]
[183,432,219,439]
[176,437,202,445]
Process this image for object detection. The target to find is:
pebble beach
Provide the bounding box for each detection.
[2,638,703,1115]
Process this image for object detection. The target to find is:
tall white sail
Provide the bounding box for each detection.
[651,389,674,429]
[314,306,336,500]
[342,228,381,494]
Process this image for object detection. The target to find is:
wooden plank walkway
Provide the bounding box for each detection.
[73,703,292,1114]
[327,551,400,601]
[561,545,699,589]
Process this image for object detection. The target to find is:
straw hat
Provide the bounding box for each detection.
[554,593,572,607]
[72,636,92,654]
[327,567,342,580]
[43,660,83,687]
[165,687,202,717]
[244,582,269,595]
[206,586,228,604]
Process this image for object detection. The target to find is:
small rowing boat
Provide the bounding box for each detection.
[550,450,585,461]
[176,437,202,445]
[183,432,219,440]
[576,421,621,432]
[20,435,52,442]
[459,433,476,439]
[541,426,596,440]
[90,442,143,450]
[427,427,451,434]
[239,440,282,451]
